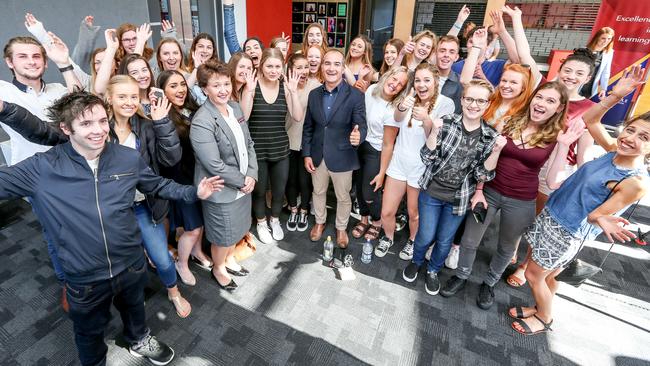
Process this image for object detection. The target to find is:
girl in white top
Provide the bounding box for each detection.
[350,67,409,242]
[379,63,455,260]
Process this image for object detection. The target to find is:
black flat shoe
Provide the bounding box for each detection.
[226,266,250,276]
[212,273,238,291]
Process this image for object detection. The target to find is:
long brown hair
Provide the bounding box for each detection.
[115,23,153,62]
[345,35,374,67]
[227,52,254,102]
[502,81,569,148]
[379,38,404,75]
[156,38,189,73]
[407,63,440,127]
[156,70,199,140]
[117,54,155,96]
[483,64,534,128]
[587,27,615,53]
[301,23,328,55]
[187,33,216,72]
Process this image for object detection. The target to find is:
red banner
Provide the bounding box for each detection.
[592,0,650,124]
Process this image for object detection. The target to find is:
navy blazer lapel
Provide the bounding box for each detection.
[205,100,241,165]
[325,82,350,125]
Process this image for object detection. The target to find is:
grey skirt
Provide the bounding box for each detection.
[525,207,582,270]
[203,194,252,247]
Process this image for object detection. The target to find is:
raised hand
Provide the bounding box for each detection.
[192,49,206,68]
[104,29,119,50]
[594,215,636,243]
[24,13,42,29]
[456,4,471,24]
[244,70,258,93]
[197,176,226,199]
[489,10,505,35]
[501,5,522,19]
[349,125,361,146]
[161,19,175,35]
[401,36,415,55]
[472,27,489,50]
[402,88,417,110]
[358,64,372,80]
[412,102,430,122]
[150,95,172,121]
[611,65,645,98]
[282,31,291,48]
[284,69,300,94]
[492,135,507,152]
[136,23,152,43]
[83,15,94,27]
[557,118,586,146]
[45,32,71,66]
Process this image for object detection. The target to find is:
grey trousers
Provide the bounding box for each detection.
[456,187,536,286]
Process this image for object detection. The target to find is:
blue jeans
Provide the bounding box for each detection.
[27,197,65,282]
[223,4,242,54]
[66,256,149,366]
[134,202,177,288]
[412,192,466,273]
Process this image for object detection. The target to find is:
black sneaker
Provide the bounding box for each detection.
[286,211,298,232]
[425,271,440,295]
[296,211,309,232]
[440,275,466,298]
[402,262,420,283]
[477,282,495,310]
[129,335,175,365]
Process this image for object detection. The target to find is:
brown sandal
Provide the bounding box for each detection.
[352,222,370,239]
[364,225,381,241]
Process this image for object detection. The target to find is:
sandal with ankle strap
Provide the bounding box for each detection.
[364,225,381,241]
[351,222,369,239]
[511,314,552,335]
[507,305,537,319]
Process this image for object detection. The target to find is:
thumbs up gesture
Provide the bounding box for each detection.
[412,101,430,122]
[401,35,415,55]
[349,124,361,146]
[402,88,417,110]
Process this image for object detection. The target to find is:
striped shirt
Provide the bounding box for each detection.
[248,83,290,161]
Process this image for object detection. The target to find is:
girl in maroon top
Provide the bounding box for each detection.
[439,81,583,310]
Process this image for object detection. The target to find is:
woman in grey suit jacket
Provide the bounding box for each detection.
[190,60,258,291]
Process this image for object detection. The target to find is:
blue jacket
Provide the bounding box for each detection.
[301,81,367,172]
[0,142,197,284]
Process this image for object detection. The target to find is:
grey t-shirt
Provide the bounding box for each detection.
[426,123,482,203]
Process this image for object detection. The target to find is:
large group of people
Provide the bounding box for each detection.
[0,3,647,365]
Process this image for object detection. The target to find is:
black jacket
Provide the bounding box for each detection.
[0,102,181,223]
[0,142,197,284]
[301,81,367,172]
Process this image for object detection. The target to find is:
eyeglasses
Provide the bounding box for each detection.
[122,37,137,44]
[462,97,489,107]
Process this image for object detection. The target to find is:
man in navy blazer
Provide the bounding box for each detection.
[302,49,367,247]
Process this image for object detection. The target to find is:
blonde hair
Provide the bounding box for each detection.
[105,75,147,120]
[502,81,569,148]
[405,30,437,67]
[372,66,408,102]
[258,48,285,80]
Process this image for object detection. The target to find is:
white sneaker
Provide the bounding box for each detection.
[256,221,275,244]
[399,239,414,260]
[445,244,460,269]
[270,218,284,241]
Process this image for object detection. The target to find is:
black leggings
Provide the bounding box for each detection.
[253,157,290,219]
[286,150,312,211]
[354,141,382,221]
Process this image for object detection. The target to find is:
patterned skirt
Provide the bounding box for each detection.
[524,208,582,270]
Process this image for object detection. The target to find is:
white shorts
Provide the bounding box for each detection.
[386,153,424,188]
[538,160,577,196]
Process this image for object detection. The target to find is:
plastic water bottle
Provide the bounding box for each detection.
[361,239,373,264]
[323,235,334,261]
